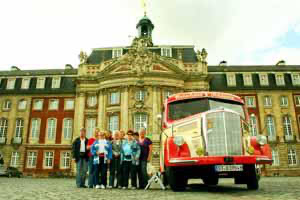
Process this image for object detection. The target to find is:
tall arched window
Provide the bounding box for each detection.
[266,115,276,140]
[31,118,41,139]
[63,118,73,140]
[15,119,24,138]
[0,118,8,141]
[249,114,258,136]
[47,118,57,140]
[283,115,293,140]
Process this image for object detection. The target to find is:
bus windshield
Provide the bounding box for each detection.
[168,98,245,121]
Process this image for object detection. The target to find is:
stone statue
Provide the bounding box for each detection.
[79,51,88,64]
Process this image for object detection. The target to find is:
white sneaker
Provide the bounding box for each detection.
[107,186,112,189]
[95,185,101,189]
[131,187,136,190]
[100,184,105,189]
[122,187,127,190]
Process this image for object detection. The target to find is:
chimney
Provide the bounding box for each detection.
[11,66,20,71]
[65,64,73,70]
[219,61,227,67]
[276,60,286,66]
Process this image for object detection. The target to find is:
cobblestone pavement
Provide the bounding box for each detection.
[0,177,299,200]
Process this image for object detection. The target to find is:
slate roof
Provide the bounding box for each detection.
[0,69,77,76]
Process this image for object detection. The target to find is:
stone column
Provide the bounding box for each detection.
[152,86,160,141]
[74,92,85,139]
[121,87,129,131]
[97,90,105,130]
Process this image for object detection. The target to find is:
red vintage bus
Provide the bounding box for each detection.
[160,92,272,191]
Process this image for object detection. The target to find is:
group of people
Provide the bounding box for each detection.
[72,127,152,190]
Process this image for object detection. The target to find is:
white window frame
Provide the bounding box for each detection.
[136,90,146,101]
[36,77,46,89]
[275,74,285,86]
[51,77,61,89]
[49,99,59,110]
[44,151,54,169]
[249,114,258,136]
[63,118,73,140]
[288,148,297,166]
[295,96,300,107]
[27,151,38,168]
[60,151,71,169]
[21,78,30,89]
[87,96,97,107]
[283,115,293,138]
[6,78,16,90]
[263,96,272,107]
[109,115,119,132]
[134,113,148,132]
[30,118,41,140]
[47,118,57,140]
[10,152,20,167]
[280,96,288,107]
[245,96,256,108]
[15,118,24,138]
[0,118,8,139]
[33,99,44,110]
[226,73,236,86]
[243,74,253,86]
[112,48,123,58]
[291,73,300,86]
[266,115,276,140]
[2,99,12,110]
[18,99,27,110]
[272,149,280,166]
[259,73,269,86]
[110,92,120,105]
[64,99,74,110]
[86,118,96,138]
[161,47,172,57]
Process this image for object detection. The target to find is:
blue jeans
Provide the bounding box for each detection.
[93,157,107,187]
[88,157,94,187]
[76,158,88,187]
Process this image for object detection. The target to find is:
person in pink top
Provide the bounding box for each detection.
[87,128,99,188]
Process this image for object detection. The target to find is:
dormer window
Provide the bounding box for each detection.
[161,48,172,57]
[275,74,285,86]
[291,73,300,86]
[112,48,123,58]
[21,78,30,89]
[7,78,16,90]
[243,74,253,86]
[259,74,269,86]
[226,73,236,87]
[52,77,61,89]
[36,77,45,89]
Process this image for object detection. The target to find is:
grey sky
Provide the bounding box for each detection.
[0,0,300,70]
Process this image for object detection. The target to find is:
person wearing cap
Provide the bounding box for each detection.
[120,130,141,189]
[91,131,112,189]
[87,128,99,188]
[72,127,89,188]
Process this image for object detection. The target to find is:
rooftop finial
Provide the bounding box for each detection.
[141,0,147,16]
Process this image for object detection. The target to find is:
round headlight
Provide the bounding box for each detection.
[174,136,185,146]
[256,135,267,145]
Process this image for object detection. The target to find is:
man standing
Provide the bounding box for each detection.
[72,127,89,188]
[138,128,152,189]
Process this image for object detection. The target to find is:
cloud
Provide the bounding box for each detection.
[0,0,299,70]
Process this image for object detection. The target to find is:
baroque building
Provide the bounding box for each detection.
[0,16,299,176]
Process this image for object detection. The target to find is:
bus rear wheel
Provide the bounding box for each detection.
[166,167,187,192]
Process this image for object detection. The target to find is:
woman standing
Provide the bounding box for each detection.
[120,130,141,189]
[109,130,122,188]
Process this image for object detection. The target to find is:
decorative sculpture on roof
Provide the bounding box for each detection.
[79,51,88,65]
[196,48,208,63]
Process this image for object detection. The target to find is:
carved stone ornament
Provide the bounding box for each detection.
[79,51,88,64]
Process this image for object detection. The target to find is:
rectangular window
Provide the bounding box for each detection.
[65,99,74,110]
[47,118,57,140]
[87,96,97,107]
[0,118,8,139]
[283,116,293,139]
[280,96,288,107]
[27,151,37,168]
[33,99,43,110]
[243,74,253,86]
[292,74,300,86]
[161,48,172,57]
[31,118,41,139]
[109,115,119,132]
[3,100,12,110]
[263,96,272,107]
[49,99,59,110]
[112,48,123,58]
[51,77,61,88]
[110,92,120,105]
[295,96,300,107]
[86,118,96,138]
[7,79,16,90]
[36,77,45,89]
[136,90,146,101]
[259,74,269,86]
[44,151,54,168]
[134,113,147,132]
[10,152,20,167]
[249,115,258,136]
[288,149,297,166]
[226,74,236,86]
[275,74,285,86]
[63,118,73,140]
[272,149,280,166]
[18,99,27,110]
[21,78,30,89]
[15,119,24,138]
[61,152,71,169]
[245,96,256,108]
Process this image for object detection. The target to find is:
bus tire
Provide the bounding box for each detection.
[166,167,187,192]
